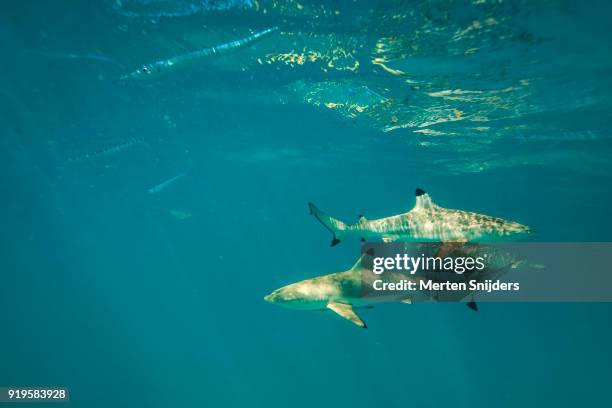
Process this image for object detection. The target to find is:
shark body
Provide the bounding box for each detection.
[308,188,532,246]
[264,256,392,328]
[264,244,523,328]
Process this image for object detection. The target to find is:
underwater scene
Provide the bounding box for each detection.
[1,0,611,406]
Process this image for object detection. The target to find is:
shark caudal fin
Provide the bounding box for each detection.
[308,202,350,246]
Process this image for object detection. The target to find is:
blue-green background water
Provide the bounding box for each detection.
[1,1,611,406]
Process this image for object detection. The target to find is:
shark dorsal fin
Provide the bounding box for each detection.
[414,188,436,210]
[349,248,375,272]
[349,248,374,271]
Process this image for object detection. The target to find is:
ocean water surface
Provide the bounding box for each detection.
[1,1,611,407]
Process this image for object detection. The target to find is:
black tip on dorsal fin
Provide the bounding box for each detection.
[466,301,478,311]
[415,188,426,197]
[331,237,341,247]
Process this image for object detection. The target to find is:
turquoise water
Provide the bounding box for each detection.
[1,0,611,406]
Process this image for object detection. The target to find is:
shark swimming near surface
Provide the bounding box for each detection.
[308,188,532,246]
[264,244,524,328]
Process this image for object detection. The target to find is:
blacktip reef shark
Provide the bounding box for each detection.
[120,26,278,80]
[308,188,532,246]
[264,245,524,328]
[265,252,390,329]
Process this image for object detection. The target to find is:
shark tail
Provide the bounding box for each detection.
[308,202,351,246]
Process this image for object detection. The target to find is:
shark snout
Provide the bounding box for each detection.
[264,288,292,304]
[265,285,302,306]
[264,291,277,303]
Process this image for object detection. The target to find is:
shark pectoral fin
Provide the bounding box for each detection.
[327,302,367,328]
